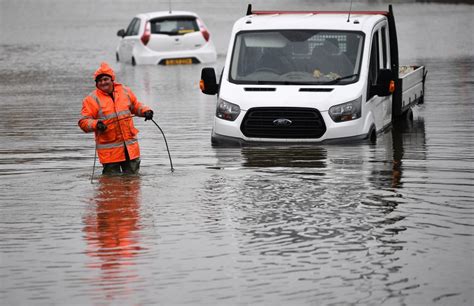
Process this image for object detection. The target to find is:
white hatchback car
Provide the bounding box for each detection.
[116,11,217,66]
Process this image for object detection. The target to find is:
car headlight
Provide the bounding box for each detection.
[216,98,240,121]
[328,97,362,122]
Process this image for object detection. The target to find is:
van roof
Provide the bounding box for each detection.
[234,11,388,33]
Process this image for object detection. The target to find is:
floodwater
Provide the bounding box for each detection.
[0,0,473,305]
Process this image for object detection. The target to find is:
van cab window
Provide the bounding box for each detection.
[381,26,388,69]
[229,30,364,85]
[368,30,384,100]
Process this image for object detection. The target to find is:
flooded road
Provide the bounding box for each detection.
[1,0,473,305]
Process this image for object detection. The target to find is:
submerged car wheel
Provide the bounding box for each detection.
[132,57,136,66]
[369,125,377,144]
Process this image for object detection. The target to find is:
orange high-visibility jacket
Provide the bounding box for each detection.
[78,83,151,164]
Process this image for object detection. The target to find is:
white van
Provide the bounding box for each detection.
[200,5,426,146]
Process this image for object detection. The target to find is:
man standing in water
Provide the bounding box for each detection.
[78,62,154,175]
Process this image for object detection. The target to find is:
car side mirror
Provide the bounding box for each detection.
[117,29,125,38]
[374,69,395,97]
[200,68,218,95]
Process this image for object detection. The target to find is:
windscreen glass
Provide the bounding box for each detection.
[230,30,364,85]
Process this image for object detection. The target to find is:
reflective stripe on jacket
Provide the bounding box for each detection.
[78,83,151,164]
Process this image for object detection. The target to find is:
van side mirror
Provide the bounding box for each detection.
[374,69,395,97]
[200,68,218,95]
[117,29,125,38]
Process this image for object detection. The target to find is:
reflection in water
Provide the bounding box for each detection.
[390,116,426,188]
[368,115,427,190]
[83,175,143,300]
[364,116,427,231]
[241,146,327,168]
[201,119,430,303]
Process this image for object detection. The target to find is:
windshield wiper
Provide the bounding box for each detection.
[321,74,359,85]
[255,80,278,85]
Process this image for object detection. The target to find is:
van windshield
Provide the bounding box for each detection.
[229,30,364,85]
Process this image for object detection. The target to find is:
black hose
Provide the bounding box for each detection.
[150,119,174,172]
[91,144,97,184]
[90,117,174,182]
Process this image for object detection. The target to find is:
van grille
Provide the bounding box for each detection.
[241,107,326,139]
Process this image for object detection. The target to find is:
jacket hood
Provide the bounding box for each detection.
[94,62,115,81]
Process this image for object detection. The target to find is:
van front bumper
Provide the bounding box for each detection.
[211,130,371,147]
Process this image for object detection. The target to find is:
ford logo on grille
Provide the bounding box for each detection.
[273,118,293,126]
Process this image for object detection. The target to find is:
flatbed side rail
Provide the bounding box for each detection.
[394,66,426,117]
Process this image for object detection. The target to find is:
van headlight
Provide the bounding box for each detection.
[216,98,240,121]
[328,97,362,122]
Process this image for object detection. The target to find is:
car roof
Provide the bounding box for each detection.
[233,12,387,33]
[137,11,199,20]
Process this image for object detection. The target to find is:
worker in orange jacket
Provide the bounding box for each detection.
[79,62,153,175]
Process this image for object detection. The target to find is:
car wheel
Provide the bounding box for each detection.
[369,125,377,144]
[116,52,120,62]
[132,57,136,66]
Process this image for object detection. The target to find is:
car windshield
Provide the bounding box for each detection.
[229,30,364,85]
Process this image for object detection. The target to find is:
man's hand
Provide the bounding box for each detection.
[96,121,107,132]
[144,110,154,121]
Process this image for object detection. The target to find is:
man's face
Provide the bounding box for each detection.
[96,75,113,94]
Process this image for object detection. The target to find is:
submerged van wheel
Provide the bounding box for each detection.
[403,108,414,121]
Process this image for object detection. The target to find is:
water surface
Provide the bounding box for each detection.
[0,0,473,305]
